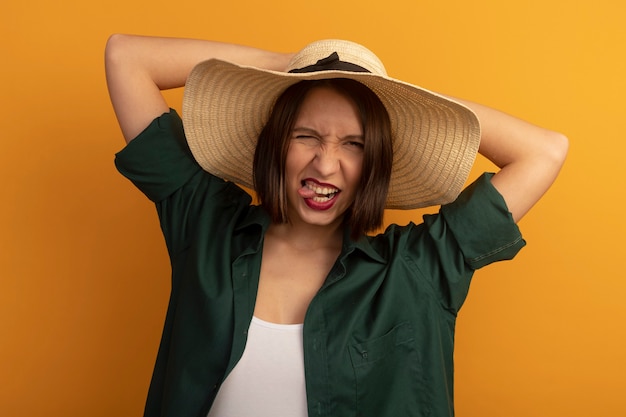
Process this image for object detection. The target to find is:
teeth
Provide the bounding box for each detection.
[305,182,339,196]
[312,195,332,203]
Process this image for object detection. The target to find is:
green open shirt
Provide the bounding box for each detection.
[115,110,525,417]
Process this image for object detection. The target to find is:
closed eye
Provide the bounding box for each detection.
[292,127,321,142]
[343,137,365,150]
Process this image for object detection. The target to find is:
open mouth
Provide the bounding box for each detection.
[301,180,340,202]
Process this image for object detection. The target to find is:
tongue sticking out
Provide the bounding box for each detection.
[298,184,317,199]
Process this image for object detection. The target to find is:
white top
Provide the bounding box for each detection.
[207,316,308,417]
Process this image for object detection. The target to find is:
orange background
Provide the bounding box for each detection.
[2,0,624,416]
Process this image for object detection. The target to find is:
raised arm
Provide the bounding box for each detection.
[105,34,294,143]
[454,98,569,222]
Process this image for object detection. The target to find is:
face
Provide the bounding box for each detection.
[284,86,364,230]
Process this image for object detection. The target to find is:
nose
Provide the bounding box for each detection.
[312,142,341,176]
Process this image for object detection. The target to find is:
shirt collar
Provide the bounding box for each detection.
[235,206,386,264]
[340,225,387,264]
[234,205,271,232]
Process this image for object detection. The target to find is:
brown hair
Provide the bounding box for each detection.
[253,78,393,238]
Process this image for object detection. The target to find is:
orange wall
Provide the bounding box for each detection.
[2,0,624,416]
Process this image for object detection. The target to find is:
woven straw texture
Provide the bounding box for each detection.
[182,40,480,209]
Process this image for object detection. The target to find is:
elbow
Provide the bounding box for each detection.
[105,34,122,74]
[545,130,570,170]
[105,34,121,61]
[105,34,134,73]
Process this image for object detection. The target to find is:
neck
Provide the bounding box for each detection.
[267,219,344,252]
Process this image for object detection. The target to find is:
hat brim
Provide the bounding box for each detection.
[182,59,480,209]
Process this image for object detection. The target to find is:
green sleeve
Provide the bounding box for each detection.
[114,109,201,203]
[438,172,526,270]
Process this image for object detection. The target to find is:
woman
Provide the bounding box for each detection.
[106,34,568,417]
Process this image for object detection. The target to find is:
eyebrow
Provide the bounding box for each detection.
[292,126,364,141]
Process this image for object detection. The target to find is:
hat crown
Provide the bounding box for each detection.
[286,39,388,76]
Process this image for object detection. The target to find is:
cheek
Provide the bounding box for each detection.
[346,156,364,186]
[284,148,309,186]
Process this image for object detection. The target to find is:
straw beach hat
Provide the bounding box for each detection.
[182,39,481,209]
